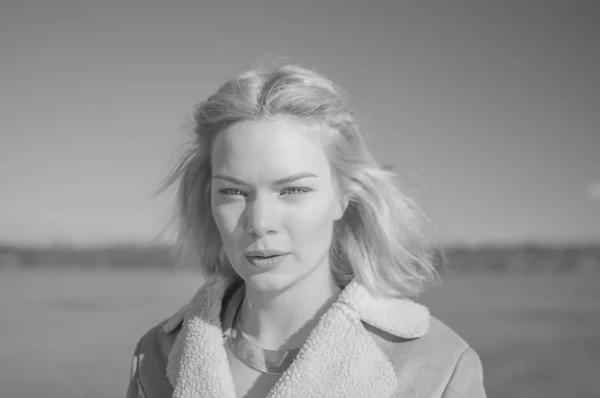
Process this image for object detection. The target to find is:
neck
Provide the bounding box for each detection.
[237,263,341,351]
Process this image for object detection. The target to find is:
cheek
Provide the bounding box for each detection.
[211,199,243,237]
[287,194,337,241]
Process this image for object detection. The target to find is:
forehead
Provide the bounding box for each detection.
[211,116,331,179]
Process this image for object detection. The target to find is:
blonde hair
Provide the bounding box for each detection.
[160,63,440,298]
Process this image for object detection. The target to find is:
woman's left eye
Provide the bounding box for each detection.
[281,187,311,196]
[219,188,246,197]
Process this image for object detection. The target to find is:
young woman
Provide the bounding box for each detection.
[126,64,486,398]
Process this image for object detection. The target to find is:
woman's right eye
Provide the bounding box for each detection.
[219,188,246,197]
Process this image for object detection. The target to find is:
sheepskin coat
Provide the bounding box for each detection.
[126,274,486,398]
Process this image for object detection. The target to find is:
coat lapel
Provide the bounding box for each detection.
[164,274,430,398]
[165,275,239,398]
[265,286,398,397]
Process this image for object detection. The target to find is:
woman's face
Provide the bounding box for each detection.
[210,116,346,292]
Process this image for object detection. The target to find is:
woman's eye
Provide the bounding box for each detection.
[219,188,246,197]
[281,187,311,196]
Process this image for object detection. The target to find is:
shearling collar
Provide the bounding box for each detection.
[162,274,430,398]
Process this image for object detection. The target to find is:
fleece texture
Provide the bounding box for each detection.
[127,274,487,398]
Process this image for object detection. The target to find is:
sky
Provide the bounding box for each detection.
[1,0,599,246]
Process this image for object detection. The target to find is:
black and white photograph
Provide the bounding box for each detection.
[1,1,598,397]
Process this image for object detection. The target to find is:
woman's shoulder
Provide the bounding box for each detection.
[127,320,179,398]
[133,319,180,357]
[422,315,472,352]
[130,319,179,377]
[366,313,475,359]
[413,317,486,396]
[366,315,485,396]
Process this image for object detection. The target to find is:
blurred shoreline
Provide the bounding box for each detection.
[0,241,599,273]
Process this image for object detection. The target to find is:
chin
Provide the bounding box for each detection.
[233,253,331,293]
[243,271,299,293]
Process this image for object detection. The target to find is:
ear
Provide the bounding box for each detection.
[333,193,349,221]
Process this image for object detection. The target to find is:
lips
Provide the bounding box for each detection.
[244,249,289,257]
[246,254,280,259]
[244,252,289,268]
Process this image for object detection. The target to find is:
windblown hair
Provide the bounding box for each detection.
[161,64,440,298]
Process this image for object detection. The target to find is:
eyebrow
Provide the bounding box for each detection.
[212,172,318,186]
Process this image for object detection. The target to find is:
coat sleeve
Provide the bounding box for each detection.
[126,343,146,398]
[441,347,486,398]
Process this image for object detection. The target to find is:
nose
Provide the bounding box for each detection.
[245,194,278,237]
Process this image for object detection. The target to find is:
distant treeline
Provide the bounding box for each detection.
[0,242,599,273]
[0,243,175,270]
[441,244,600,274]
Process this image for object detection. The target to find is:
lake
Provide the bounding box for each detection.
[1,270,598,397]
